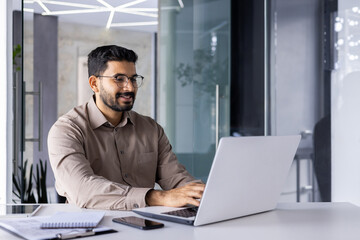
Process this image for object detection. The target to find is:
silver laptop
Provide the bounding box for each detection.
[133,135,301,226]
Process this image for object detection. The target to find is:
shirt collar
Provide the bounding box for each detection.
[87,95,135,129]
[118,111,135,127]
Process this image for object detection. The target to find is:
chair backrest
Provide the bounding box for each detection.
[313,115,331,202]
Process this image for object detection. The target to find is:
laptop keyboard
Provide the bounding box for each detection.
[162,207,199,218]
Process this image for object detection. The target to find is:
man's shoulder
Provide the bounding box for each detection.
[50,103,89,134]
[128,111,161,128]
[61,103,88,123]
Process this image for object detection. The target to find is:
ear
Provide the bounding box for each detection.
[89,75,99,92]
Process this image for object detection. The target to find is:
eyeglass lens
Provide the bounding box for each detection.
[115,75,143,88]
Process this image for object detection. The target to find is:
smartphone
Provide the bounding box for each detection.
[0,204,41,218]
[112,216,164,230]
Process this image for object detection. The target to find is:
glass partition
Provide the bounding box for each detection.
[13,0,156,203]
[158,0,231,182]
[268,0,326,202]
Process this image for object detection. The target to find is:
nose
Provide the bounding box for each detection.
[122,78,135,91]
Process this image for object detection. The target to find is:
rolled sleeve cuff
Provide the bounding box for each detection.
[125,187,152,210]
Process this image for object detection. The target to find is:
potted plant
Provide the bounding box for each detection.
[13,159,48,203]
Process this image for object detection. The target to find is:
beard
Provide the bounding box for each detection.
[99,83,135,112]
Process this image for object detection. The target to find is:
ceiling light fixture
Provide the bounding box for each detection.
[160,1,185,11]
[117,0,147,9]
[178,0,184,8]
[41,1,99,9]
[111,21,158,27]
[97,0,113,9]
[42,8,108,16]
[117,9,157,18]
[123,8,158,12]
[35,0,50,13]
[106,10,115,29]
[96,0,115,29]
[23,8,35,13]
[24,0,159,29]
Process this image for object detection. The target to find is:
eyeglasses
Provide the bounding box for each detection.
[96,74,144,88]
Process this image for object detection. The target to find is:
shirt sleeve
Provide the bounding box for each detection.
[47,118,151,210]
[155,124,201,190]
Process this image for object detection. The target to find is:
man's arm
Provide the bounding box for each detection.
[48,119,151,210]
[145,182,205,207]
[145,123,205,207]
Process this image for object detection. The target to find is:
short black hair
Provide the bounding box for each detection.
[87,45,138,77]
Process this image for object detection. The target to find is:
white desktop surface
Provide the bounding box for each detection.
[0,202,359,240]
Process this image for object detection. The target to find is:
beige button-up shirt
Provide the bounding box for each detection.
[48,96,196,210]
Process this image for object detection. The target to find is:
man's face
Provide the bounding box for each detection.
[97,60,138,112]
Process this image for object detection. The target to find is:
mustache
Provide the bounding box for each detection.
[116,92,135,99]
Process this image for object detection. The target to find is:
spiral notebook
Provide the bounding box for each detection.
[40,211,105,229]
[0,216,116,240]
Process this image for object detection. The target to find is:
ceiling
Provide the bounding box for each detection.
[15,0,159,32]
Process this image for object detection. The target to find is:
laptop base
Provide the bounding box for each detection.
[133,209,195,225]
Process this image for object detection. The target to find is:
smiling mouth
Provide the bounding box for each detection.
[116,92,134,101]
[121,95,132,100]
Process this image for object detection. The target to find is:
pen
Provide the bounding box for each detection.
[56,229,95,239]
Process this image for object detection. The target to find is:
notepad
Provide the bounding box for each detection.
[40,211,105,229]
[0,216,116,240]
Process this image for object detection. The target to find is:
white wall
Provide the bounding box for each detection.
[0,0,13,204]
[332,0,360,206]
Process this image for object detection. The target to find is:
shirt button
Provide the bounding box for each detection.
[133,204,139,208]
[124,173,128,178]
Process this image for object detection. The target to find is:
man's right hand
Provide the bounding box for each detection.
[145,182,205,207]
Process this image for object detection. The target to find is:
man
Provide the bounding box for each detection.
[48,45,204,210]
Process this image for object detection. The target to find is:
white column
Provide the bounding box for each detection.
[0,0,13,204]
[158,5,177,145]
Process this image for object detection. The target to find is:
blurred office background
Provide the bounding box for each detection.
[1,0,359,206]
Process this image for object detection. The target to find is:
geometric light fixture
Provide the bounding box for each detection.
[23,0,162,29]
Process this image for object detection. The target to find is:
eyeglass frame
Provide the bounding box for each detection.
[95,74,144,88]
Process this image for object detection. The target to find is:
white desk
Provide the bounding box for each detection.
[1,202,359,240]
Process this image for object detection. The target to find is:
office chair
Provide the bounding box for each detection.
[313,115,331,202]
[56,193,67,203]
